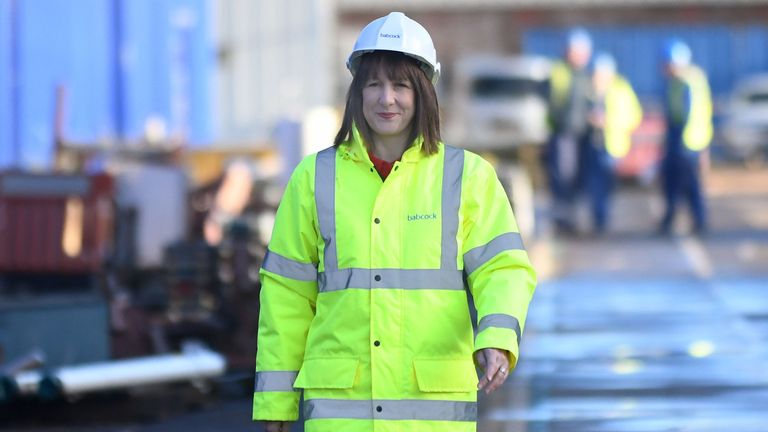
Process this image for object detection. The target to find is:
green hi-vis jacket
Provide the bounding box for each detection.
[253,127,537,432]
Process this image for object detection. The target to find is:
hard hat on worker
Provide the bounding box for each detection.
[346,11,441,84]
[663,38,692,67]
[567,27,593,52]
[593,52,616,74]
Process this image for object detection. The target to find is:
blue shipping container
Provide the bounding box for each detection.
[0,0,214,170]
[0,0,15,168]
[118,0,213,146]
[14,0,116,168]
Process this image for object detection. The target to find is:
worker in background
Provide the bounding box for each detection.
[587,52,643,234]
[545,28,594,235]
[252,11,536,432]
[658,39,713,235]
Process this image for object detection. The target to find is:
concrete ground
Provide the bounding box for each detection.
[479,166,768,432]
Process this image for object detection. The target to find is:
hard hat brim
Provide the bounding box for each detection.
[346,49,441,85]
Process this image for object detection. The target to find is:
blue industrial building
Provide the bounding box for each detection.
[0,0,214,169]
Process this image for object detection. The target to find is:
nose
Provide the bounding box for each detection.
[379,83,395,106]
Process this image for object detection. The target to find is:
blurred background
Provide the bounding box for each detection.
[1,0,767,431]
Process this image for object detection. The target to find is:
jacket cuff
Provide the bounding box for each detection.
[252,391,301,422]
[474,327,520,369]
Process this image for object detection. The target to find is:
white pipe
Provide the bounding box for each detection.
[11,344,226,398]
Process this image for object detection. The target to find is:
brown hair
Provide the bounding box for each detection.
[333,51,441,155]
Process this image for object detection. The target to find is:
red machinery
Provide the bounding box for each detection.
[0,172,114,275]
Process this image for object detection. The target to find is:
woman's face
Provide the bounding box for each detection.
[362,65,415,145]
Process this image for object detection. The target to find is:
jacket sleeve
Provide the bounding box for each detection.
[253,157,319,421]
[461,155,537,369]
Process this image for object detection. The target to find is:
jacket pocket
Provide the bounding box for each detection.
[413,358,478,393]
[293,357,359,389]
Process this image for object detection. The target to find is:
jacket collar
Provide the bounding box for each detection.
[339,124,427,164]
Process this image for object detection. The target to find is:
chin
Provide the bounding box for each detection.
[373,126,404,136]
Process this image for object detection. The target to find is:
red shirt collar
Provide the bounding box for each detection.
[367,150,400,180]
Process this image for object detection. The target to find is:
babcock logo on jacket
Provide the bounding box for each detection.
[407,212,438,222]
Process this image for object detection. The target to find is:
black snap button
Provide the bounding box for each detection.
[376,405,383,412]
[370,167,374,172]
[374,217,380,224]
[394,166,399,171]
[374,340,380,346]
[374,274,381,281]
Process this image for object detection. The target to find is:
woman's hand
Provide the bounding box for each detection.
[264,421,292,432]
[474,348,511,395]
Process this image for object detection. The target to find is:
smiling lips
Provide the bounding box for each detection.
[377,112,398,120]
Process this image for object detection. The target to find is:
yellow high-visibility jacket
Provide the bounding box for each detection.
[603,75,643,158]
[252,126,537,432]
[667,65,713,152]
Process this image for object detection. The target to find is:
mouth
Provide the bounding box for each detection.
[377,112,398,120]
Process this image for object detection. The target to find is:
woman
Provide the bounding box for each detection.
[253,12,536,432]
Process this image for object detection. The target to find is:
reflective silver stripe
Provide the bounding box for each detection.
[315,147,337,272]
[305,399,369,420]
[441,146,464,271]
[478,313,522,345]
[254,371,298,392]
[318,268,464,292]
[304,399,477,421]
[262,250,317,281]
[463,232,525,275]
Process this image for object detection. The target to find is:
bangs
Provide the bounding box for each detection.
[356,51,421,83]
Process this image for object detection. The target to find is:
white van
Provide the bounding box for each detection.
[445,55,551,155]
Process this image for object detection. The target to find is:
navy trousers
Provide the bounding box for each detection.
[586,145,614,233]
[545,131,591,231]
[659,150,706,233]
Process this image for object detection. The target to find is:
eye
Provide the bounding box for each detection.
[395,81,411,89]
[366,80,380,88]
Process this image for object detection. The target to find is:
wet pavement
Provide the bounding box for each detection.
[479,167,768,432]
[4,167,767,432]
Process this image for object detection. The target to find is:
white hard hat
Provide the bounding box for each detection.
[567,28,592,51]
[664,38,692,67]
[346,12,441,84]
[593,52,616,74]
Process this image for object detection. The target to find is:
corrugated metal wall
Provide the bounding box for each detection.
[11,0,118,168]
[0,0,13,168]
[118,0,213,146]
[215,0,336,142]
[523,25,768,103]
[0,0,214,169]
[17,0,117,168]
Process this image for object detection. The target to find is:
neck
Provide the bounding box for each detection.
[370,134,409,162]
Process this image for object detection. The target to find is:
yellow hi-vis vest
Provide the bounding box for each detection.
[668,65,713,152]
[252,126,537,432]
[603,75,643,158]
[549,60,572,113]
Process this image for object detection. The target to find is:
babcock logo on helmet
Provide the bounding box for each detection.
[407,213,438,222]
[380,33,401,39]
